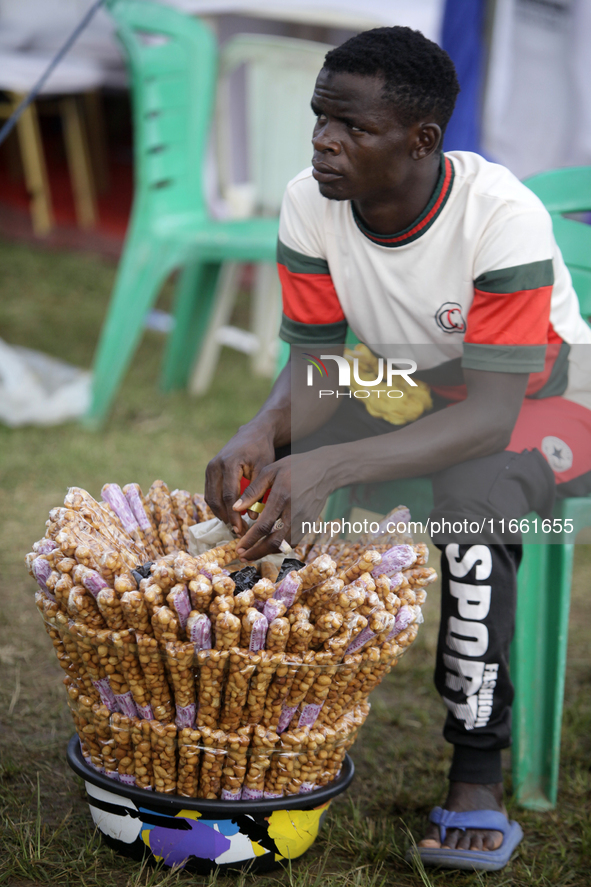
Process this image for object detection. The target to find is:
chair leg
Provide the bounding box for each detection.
[84,239,174,427]
[188,262,242,396]
[250,262,281,378]
[60,95,98,229]
[511,540,574,810]
[13,95,53,235]
[83,91,110,194]
[161,261,222,392]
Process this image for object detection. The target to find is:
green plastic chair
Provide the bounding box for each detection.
[324,166,591,810]
[85,0,279,426]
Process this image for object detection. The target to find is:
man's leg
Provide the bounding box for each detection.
[420,449,555,850]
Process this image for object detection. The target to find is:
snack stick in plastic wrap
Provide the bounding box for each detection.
[173,552,201,584]
[294,728,327,793]
[196,649,229,728]
[319,583,366,616]
[121,590,152,635]
[54,573,73,612]
[192,493,214,524]
[150,721,178,794]
[394,622,419,649]
[286,619,314,655]
[214,611,241,650]
[297,555,336,592]
[89,627,135,716]
[33,537,59,556]
[310,611,344,650]
[187,611,212,652]
[221,725,253,800]
[114,572,138,596]
[158,511,184,556]
[354,641,401,699]
[112,630,153,720]
[303,577,344,610]
[372,543,417,578]
[287,603,311,625]
[136,633,174,722]
[36,593,70,672]
[402,566,438,588]
[166,584,191,633]
[150,558,176,590]
[198,727,227,799]
[263,598,287,623]
[343,610,368,643]
[147,480,182,533]
[54,612,95,696]
[324,627,352,661]
[299,652,337,727]
[338,550,382,585]
[177,727,202,797]
[111,712,136,785]
[93,703,119,779]
[123,483,164,559]
[130,718,154,789]
[218,650,259,732]
[265,616,290,653]
[261,654,302,729]
[142,582,165,618]
[208,594,234,619]
[318,654,363,726]
[67,586,107,630]
[243,725,280,799]
[188,577,213,612]
[73,565,111,600]
[96,589,127,631]
[265,727,309,797]
[415,587,428,606]
[75,693,103,771]
[241,651,282,725]
[165,640,196,728]
[171,490,198,550]
[98,549,124,585]
[151,606,180,644]
[206,539,240,566]
[345,608,393,654]
[348,647,381,704]
[277,650,316,732]
[412,542,429,565]
[31,555,53,595]
[233,588,255,617]
[64,679,91,765]
[196,563,223,583]
[67,486,142,559]
[272,571,303,610]
[240,607,269,653]
[251,577,275,606]
[212,575,235,597]
[100,484,146,556]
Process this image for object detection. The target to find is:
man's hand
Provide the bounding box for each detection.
[204,424,277,536]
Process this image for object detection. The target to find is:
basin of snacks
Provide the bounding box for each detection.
[28,481,436,872]
[67,735,354,872]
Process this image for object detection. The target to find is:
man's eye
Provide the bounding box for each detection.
[348,123,363,132]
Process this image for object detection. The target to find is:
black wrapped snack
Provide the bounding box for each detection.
[276,558,306,583]
[131,562,155,584]
[231,566,260,592]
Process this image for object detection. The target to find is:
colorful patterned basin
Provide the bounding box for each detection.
[67,736,354,874]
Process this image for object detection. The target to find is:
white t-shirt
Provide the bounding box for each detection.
[277,150,591,403]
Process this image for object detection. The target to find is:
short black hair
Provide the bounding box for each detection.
[323,27,460,136]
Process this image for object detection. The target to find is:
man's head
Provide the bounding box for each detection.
[311,27,459,205]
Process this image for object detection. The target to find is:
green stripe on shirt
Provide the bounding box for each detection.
[462,342,547,373]
[279,313,348,345]
[277,240,330,275]
[474,259,554,294]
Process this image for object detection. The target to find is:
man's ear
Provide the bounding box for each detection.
[411,122,442,160]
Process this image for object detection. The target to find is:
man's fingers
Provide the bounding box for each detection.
[233,468,276,512]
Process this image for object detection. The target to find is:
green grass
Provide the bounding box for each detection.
[1,239,591,885]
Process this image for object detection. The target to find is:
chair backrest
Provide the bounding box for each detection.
[523,167,591,321]
[217,34,332,215]
[106,0,217,228]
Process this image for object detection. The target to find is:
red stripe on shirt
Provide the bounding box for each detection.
[465,285,553,345]
[278,264,345,325]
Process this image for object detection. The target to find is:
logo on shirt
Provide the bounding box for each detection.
[435,302,466,334]
[541,436,573,473]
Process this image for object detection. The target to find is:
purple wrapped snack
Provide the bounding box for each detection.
[345,626,376,655]
[114,691,138,718]
[168,585,191,631]
[277,705,298,734]
[101,483,139,535]
[33,539,58,555]
[298,702,324,728]
[386,604,414,641]
[263,598,287,623]
[248,614,268,652]
[80,568,109,599]
[93,677,118,711]
[32,556,51,593]
[372,544,417,579]
[187,612,212,651]
[124,485,152,532]
[175,703,196,729]
[273,571,303,609]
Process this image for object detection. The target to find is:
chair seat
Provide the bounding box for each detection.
[0,50,105,93]
[154,214,280,261]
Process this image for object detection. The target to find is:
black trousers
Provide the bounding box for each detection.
[284,397,572,785]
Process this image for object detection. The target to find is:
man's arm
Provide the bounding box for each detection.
[204,347,343,535]
[234,368,529,559]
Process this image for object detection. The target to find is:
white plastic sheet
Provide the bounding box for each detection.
[0,338,91,426]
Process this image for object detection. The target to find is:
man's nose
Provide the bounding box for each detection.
[312,120,341,154]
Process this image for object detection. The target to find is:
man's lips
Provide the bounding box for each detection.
[312,162,343,183]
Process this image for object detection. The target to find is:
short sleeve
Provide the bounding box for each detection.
[462,205,555,373]
[277,172,347,346]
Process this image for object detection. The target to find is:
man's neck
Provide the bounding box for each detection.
[352,156,442,235]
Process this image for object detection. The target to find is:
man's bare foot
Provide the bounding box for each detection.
[418,781,506,852]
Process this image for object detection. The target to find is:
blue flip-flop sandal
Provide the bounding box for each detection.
[406,807,524,872]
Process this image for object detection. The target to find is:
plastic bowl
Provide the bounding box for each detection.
[67,736,355,873]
